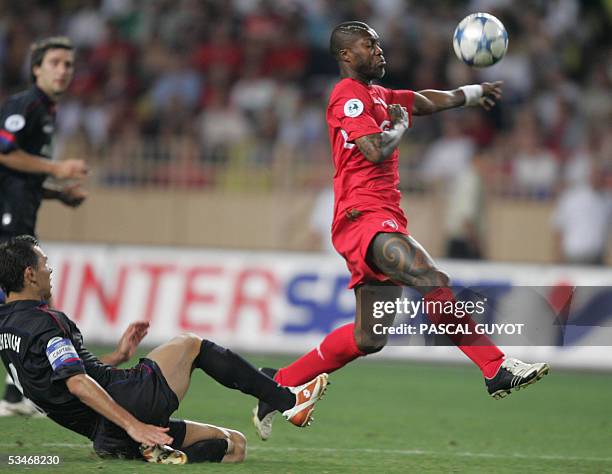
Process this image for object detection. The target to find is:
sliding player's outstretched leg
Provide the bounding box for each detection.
[147,334,329,430]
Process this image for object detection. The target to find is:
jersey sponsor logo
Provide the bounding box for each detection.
[0,333,21,353]
[382,219,399,231]
[4,114,25,132]
[46,337,81,371]
[343,99,364,118]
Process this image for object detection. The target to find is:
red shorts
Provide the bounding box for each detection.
[332,209,409,289]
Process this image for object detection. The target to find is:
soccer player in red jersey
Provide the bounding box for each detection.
[253,21,549,440]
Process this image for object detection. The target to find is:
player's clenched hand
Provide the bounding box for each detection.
[479,81,503,111]
[58,183,87,207]
[126,421,173,446]
[116,322,149,362]
[54,159,88,179]
[387,104,409,129]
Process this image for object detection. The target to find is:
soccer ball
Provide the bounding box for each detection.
[453,13,508,67]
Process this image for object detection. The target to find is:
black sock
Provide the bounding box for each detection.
[194,340,294,412]
[257,368,278,420]
[184,439,228,463]
[4,382,23,403]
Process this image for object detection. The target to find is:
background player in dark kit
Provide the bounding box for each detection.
[253,21,549,440]
[0,37,88,414]
[0,235,328,463]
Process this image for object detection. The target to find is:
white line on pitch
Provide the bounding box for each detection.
[0,443,610,463]
[250,446,612,463]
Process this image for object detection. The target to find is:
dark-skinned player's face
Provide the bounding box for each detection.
[344,31,386,80]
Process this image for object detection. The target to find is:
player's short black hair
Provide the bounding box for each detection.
[329,21,377,59]
[0,235,40,295]
[29,36,74,83]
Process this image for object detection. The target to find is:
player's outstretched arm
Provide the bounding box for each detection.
[0,149,88,179]
[413,81,503,115]
[65,373,172,446]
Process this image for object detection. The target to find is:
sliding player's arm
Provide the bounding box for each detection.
[413,81,503,115]
[65,373,172,446]
[355,104,409,164]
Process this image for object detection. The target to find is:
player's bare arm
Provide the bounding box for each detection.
[65,373,172,446]
[413,81,503,115]
[99,322,149,366]
[0,149,87,179]
[355,104,409,164]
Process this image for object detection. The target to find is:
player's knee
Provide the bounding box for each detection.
[430,269,450,287]
[229,431,247,462]
[177,333,202,353]
[354,328,387,354]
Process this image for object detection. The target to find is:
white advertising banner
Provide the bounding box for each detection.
[41,243,612,370]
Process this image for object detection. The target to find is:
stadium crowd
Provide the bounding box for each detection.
[0,0,609,194]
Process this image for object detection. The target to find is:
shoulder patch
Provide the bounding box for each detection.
[4,114,26,132]
[344,99,364,118]
[46,337,81,371]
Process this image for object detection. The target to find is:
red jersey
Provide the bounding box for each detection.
[326,78,414,229]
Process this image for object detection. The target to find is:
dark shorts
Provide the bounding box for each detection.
[93,358,186,459]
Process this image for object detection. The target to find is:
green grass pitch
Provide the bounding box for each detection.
[1,350,611,473]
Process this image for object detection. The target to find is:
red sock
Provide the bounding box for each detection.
[275,323,365,386]
[424,288,504,378]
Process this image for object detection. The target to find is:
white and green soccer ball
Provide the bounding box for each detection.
[453,13,508,67]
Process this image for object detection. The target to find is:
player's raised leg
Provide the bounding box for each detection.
[368,232,549,395]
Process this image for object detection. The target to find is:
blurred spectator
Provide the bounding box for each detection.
[153,134,212,188]
[198,86,252,164]
[150,55,201,112]
[308,186,335,254]
[421,114,475,185]
[551,169,612,265]
[511,112,559,198]
[445,151,487,260]
[66,1,107,48]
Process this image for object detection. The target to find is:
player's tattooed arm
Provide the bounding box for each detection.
[355,104,408,163]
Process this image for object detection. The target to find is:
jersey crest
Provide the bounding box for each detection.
[344,99,364,117]
[4,114,25,132]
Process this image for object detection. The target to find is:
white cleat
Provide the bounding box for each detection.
[140,444,188,464]
[486,358,550,400]
[0,399,45,417]
[252,406,277,441]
